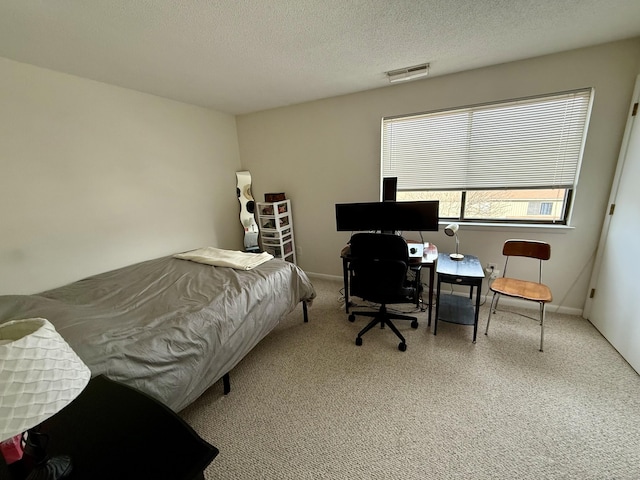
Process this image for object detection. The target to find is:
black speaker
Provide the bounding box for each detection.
[382,177,397,202]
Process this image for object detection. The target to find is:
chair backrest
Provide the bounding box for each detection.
[503,240,551,260]
[350,232,410,262]
[349,233,412,304]
[502,239,551,283]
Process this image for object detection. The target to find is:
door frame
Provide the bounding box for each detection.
[583,75,640,319]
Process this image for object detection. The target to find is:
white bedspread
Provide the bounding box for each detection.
[174,247,274,270]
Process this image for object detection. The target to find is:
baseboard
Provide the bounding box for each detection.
[306,272,342,282]
[305,272,583,317]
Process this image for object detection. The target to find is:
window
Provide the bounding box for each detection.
[540,202,553,216]
[381,89,593,224]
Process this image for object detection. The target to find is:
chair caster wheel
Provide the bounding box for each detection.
[348,314,355,322]
[411,320,419,329]
[355,337,363,346]
[398,342,407,352]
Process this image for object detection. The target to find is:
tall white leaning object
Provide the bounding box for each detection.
[236,171,260,253]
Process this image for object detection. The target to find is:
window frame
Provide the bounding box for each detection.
[421,187,574,225]
[381,89,593,226]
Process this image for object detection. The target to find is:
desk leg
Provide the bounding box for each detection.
[428,265,435,327]
[472,281,481,343]
[343,258,349,313]
[415,267,421,309]
[433,275,441,335]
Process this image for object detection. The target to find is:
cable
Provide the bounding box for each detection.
[478,266,496,306]
[479,280,493,306]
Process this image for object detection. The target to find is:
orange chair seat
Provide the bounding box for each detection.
[491,277,552,303]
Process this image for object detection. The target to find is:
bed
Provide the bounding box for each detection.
[0,253,316,411]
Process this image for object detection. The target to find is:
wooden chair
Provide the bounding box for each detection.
[484,240,552,351]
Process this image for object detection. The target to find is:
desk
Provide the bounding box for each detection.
[7,375,218,480]
[341,242,438,325]
[434,253,484,343]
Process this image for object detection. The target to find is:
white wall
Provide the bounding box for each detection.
[237,38,640,315]
[0,57,242,294]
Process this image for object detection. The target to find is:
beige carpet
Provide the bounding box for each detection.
[180,277,640,479]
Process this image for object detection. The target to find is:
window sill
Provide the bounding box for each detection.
[438,221,575,233]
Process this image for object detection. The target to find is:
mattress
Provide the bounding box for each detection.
[0,255,316,411]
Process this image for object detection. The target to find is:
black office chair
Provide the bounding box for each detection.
[348,233,418,351]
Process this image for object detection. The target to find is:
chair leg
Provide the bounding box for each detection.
[383,318,407,346]
[352,304,414,351]
[357,316,382,340]
[539,302,545,352]
[485,292,499,335]
[492,293,501,314]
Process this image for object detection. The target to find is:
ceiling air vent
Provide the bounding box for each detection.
[386,63,430,83]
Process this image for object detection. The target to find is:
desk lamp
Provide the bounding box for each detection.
[0,318,91,480]
[444,223,464,260]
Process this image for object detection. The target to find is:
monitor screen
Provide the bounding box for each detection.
[335,201,439,232]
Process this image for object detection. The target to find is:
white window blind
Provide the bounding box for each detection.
[382,89,593,191]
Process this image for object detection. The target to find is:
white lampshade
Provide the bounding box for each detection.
[0,318,91,442]
[444,223,459,236]
[443,223,464,260]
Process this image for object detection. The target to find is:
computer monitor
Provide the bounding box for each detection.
[335,200,439,232]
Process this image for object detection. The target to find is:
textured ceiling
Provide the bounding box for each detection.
[1,0,639,115]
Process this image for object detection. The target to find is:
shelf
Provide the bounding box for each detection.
[256,199,296,264]
[257,200,289,217]
[261,226,292,238]
[437,293,476,325]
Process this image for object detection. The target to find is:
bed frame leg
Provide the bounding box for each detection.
[223,373,230,395]
[303,301,309,323]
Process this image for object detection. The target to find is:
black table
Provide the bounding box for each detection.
[7,375,218,480]
[434,253,485,343]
